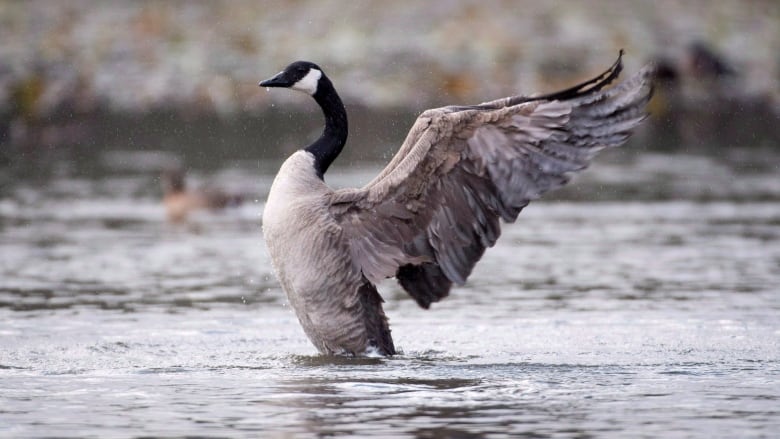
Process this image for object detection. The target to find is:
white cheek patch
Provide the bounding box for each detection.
[291,68,322,95]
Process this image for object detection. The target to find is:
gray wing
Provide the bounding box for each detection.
[330,54,655,308]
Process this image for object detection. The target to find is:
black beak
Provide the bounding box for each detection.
[259,71,292,88]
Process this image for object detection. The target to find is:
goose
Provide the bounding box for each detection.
[259,51,654,356]
[161,168,243,223]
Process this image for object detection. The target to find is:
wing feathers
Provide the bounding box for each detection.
[397,263,452,309]
[332,57,654,308]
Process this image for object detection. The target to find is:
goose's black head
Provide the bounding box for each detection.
[260,60,347,178]
[259,61,323,96]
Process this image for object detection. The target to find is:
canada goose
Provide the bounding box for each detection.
[161,168,243,223]
[260,51,654,356]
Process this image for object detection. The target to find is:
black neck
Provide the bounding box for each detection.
[305,74,348,178]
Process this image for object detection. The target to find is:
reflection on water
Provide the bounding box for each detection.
[1,133,779,436]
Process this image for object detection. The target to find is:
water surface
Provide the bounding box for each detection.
[1,144,779,438]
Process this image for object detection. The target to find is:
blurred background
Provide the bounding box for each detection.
[1,0,779,319]
[1,0,778,164]
[0,0,778,311]
[2,2,780,437]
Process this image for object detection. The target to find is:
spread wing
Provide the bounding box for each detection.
[329,52,655,308]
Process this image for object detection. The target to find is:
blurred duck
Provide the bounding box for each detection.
[648,41,778,149]
[686,41,736,80]
[161,168,243,223]
[649,41,736,110]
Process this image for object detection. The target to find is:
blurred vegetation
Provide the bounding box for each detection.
[0,0,777,154]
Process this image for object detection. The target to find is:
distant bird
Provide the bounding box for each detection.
[648,42,779,149]
[259,51,654,356]
[650,42,736,98]
[686,41,736,80]
[161,168,242,223]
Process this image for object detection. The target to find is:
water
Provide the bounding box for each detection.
[1,141,779,438]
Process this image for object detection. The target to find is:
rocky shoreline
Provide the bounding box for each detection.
[1,0,777,152]
[2,1,777,112]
